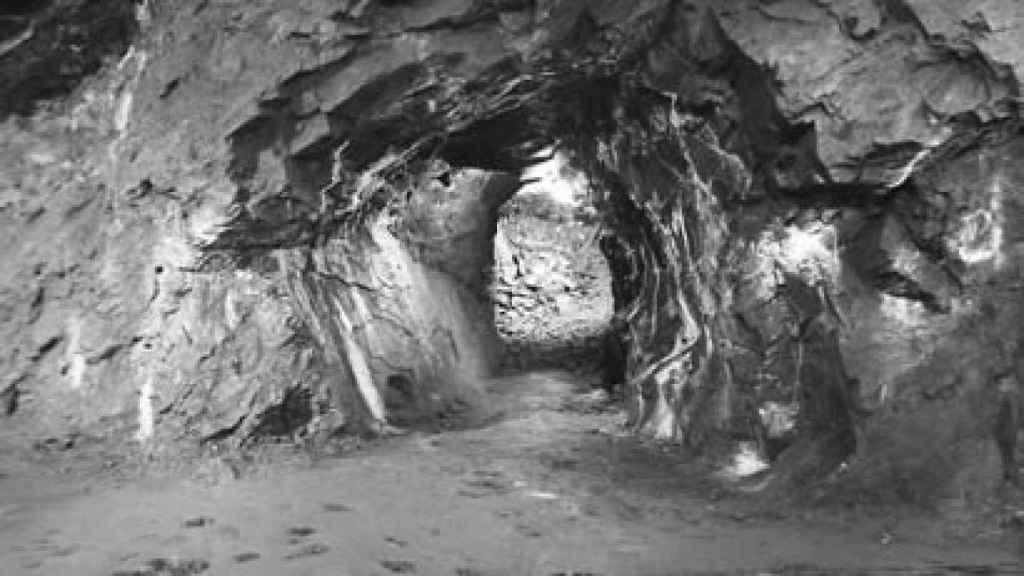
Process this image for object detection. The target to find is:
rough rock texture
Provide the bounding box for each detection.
[3,0,1024,499]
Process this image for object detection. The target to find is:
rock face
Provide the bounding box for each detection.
[2,0,1024,497]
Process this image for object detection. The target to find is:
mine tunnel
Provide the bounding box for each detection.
[3,0,1024,573]
[491,150,614,375]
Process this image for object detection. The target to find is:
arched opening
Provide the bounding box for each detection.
[492,149,614,379]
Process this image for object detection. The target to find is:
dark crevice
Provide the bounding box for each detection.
[245,387,314,441]
[0,0,138,118]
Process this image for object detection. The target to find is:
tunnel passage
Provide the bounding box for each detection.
[492,151,616,379]
[165,54,867,474]
[9,0,1023,502]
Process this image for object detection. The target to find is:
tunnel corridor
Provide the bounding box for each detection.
[3,0,1024,572]
[491,151,614,375]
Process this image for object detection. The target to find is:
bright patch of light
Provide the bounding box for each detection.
[783,225,836,272]
[136,376,155,441]
[951,174,1006,269]
[758,401,798,438]
[717,441,770,481]
[754,222,839,286]
[992,178,1005,270]
[878,293,927,327]
[525,490,559,500]
[955,210,997,264]
[519,149,588,206]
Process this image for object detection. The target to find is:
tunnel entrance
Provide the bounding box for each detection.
[491,151,614,379]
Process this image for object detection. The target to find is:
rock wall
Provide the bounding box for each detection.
[0,11,512,444]
[566,1,1024,489]
[0,98,507,446]
[572,1,1024,491]
[3,0,1024,497]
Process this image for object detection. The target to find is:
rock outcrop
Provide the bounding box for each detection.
[2,0,1024,499]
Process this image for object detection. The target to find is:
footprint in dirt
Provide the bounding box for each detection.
[459,470,511,498]
[281,525,330,560]
[455,568,495,576]
[380,559,417,573]
[50,544,79,557]
[182,517,213,529]
[286,525,316,544]
[514,524,543,538]
[283,543,330,560]
[25,536,80,558]
[182,516,240,540]
[232,551,260,563]
[110,557,210,576]
[322,502,354,513]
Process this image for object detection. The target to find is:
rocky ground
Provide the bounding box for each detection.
[1,368,1021,576]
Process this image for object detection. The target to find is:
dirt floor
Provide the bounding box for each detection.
[0,365,1021,576]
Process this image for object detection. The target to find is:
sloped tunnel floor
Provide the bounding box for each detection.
[0,367,1019,575]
